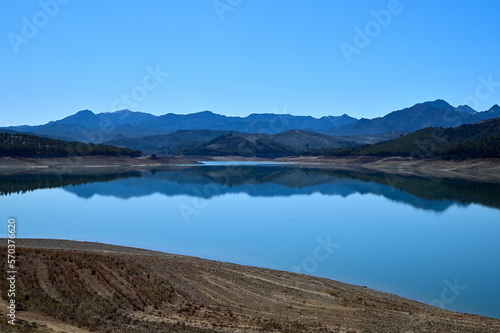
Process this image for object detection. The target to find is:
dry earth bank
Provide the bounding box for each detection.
[0,239,499,332]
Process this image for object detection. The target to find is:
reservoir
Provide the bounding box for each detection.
[2,162,499,319]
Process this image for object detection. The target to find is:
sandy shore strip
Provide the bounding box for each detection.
[0,156,200,174]
[2,155,499,183]
[276,155,500,183]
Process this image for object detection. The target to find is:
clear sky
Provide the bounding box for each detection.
[1,0,500,126]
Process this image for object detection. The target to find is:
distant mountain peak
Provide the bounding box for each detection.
[54,109,98,127]
[104,109,156,116]
[456,105,477,114]
[76,109,95,115]
[422,99,455,110]
[110,109,133,114]
[480,104,500,117]
[326,100,485,136]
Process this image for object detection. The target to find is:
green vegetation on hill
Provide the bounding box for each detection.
[104,129,233,155]
[104,129,366,156]
[441,136,500,158]
[182,132,299,157]
[0,132,142,158]
[307,118,500,158]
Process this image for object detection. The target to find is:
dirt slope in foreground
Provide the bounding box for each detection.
[1,239,499,333]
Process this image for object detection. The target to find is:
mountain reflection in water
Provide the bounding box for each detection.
[2,165,499,212]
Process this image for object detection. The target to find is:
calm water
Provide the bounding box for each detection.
[1,162,500,319]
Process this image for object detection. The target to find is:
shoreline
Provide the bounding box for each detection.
[0,155,200,175]
[187,155,500,183]
[2,154,499,183]
[1,238,499,332]
[279,155,500,183]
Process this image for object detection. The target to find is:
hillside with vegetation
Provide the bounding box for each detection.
[0,132,142,158]
[104,129,234,155]
[181,132,299,157]
[308,118,500,158]
[104,129,374,156]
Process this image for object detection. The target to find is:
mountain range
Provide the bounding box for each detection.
[5,100,499,143]
[2,99,499,157]
[4,110,357,142]
[325,100,499,135]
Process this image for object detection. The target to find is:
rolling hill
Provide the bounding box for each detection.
[181,132,300,157]
[270,129,358,150]
[104,129,234,155]
[0,132,142,158]
[178,129,403,157]
[310,117,500,158]
[105,129,374,156]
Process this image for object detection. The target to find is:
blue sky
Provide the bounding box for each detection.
[1,0,500,126]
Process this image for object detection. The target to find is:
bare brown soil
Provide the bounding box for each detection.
[180,155,500,183]
[276,156,500,183]
[1,239,499,332]
[3,155,499,183]
[0,156,200,175]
